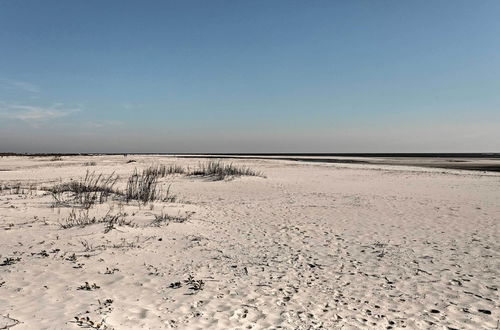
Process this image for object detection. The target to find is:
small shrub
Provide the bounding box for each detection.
[84,161,97,166]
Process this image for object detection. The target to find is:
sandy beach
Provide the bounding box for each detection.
[0,155,498,329]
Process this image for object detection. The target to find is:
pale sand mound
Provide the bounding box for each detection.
[0,155,498,329]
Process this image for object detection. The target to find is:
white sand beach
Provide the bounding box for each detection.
[0,155,498,329]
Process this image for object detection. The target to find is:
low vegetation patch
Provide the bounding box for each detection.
[146,164,185,177]
[168,274,205,292]
[77,282,100,291]
[0,182,37,195]
[79,238,143,252]
[60,209,133,232]
[48,167,177,207]
[125,167,176,204]
[124,161,263,182]
[48,170,119,208]
[125,168,159,204]
[185,274,205,292]
[189,161,264,180]
[73,316,111,329]
[0,257,21,266]
[150,211,194,227]
[43,161,259,209]
[0,182,21,194]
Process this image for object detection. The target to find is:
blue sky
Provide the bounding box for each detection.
[1,0,499,153]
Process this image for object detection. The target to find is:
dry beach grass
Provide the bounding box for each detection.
[0,155,498,329]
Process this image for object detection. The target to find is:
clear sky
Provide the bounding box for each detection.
[1,0,499,153]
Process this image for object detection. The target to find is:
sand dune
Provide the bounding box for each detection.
[0,155,498,329]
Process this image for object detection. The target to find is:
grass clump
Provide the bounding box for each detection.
[47,166,177,207]
[189,161,263,180]
[48,170,119,208]
[0,182,38,195]
[145,164,185,177]
[0,182,22,195]
[150,211,194,227]
[125,166,176,204]
[125,168,159,204]
[126,161,262,182]
[60,209,132,232]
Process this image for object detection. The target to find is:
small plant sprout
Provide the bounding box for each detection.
[77,282,100,291]
[0,257,21,266]
[184,274,205,292]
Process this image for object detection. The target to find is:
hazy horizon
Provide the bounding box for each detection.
[1,1,499,153]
